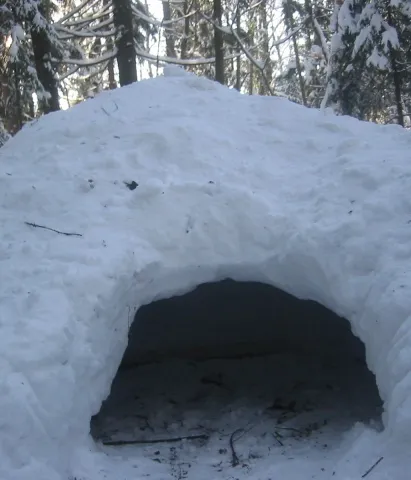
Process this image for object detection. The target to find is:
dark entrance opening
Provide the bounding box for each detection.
[91,280,383,479]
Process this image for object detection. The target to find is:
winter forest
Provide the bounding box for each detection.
[1,0,411,146]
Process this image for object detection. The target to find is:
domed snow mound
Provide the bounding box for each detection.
[0,69,411,479]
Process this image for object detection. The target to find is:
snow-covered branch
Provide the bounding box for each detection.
[272,20,309,48]
[56,25,116,39]
[58,65,80,82]
[59,5,113,28]
[312,16,330,62]
[230,27,274,95]
[131,4,197,27]
[228,0,264,23]
[54,50,117,67]
[58,0,103,24]
[134,45,241,66]
[199,11,298,95]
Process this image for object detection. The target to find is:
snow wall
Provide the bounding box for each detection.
[1,67,411,479]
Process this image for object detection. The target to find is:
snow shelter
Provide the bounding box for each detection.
[1,68,411,479]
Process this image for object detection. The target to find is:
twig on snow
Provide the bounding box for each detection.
[229,428,249,467]
[101,101,119,116]
[361,457,384,478]
[229,429,241,467]
[24,222,82,237]
[275,426,302,434]
[272,432,284,447]
[102,433,209,446]
[228,423,256,467]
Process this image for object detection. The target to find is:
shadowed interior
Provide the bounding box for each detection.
[121,279,366,367]
[91,279,383,473]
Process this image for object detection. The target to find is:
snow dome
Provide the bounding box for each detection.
[1,68,411,479]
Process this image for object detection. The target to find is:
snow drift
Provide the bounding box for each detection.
[1,67,411,479]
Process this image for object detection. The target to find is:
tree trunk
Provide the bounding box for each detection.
[180,0,190,61]
[304,0,313,51]
[213,0,224,84]
[0,26,22,134]
[108,59,117,89]
[30,2,59,113]
[247,9,256,94]
[13,64,23,132]
[0,37,15,133]
[387,4,404,126]
[113,0,137,86]
[249,62,254,94]
[1,73,20,134]
[258,0,272,95]
[235,56,241,91]
[390,53,404,127]
[235,10,241,90]
[284,0,307,106]
[162,0,177,57]
[103,0,117,89]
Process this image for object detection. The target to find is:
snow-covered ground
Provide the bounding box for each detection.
[1,66,411,479]
[90,352,383,480]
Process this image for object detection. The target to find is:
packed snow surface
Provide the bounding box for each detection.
[1,67,411,479]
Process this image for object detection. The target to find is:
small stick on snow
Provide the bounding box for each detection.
[361,457,384,478]
[24,222,82,237]
[101,102,119,116]
[275,426,303,434]
[272,432,284,447]
[228,423,255,467]
[229,428,244,467]
[102,433,209,446]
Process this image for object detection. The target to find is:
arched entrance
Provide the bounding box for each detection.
[91,280,383,479]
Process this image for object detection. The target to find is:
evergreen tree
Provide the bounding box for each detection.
[0,0,62,137]
[326,0,411,124]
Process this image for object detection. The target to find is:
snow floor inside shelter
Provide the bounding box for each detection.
[90,353,383,480]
